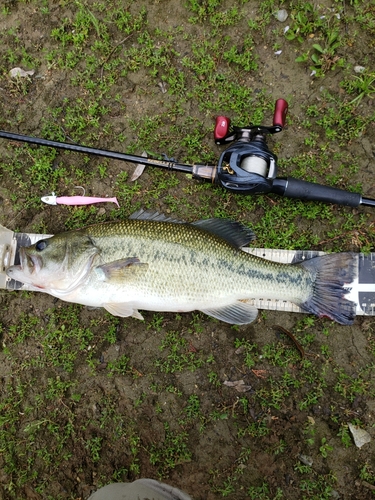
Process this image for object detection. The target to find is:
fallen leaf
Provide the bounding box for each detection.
[223,380,252,393]
[131,151,147,181]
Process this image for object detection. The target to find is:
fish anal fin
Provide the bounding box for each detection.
[104,302,144,320]
[96,258,148,283]
[200,301,258,325]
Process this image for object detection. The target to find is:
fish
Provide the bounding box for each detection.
[6,211,357,325]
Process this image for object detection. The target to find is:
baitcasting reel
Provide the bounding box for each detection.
[211,99,375,207]
[213,99,287,194]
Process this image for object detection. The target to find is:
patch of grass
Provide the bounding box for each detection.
[155,330,205,373]
[0,374,78,494]
[210,446,253,497]
[295,467,338,500]
[149,422,192,477]
[107,354,132,376]
[187,0,244,30]
[341,70,375,105]
[334,364,375,402]
[234,337,258,369]
[5,305,122,373]
[247,482,284,500]
[359,462,375,491]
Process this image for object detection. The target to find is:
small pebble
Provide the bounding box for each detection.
[354,65,366,73]
[298,454,313,466]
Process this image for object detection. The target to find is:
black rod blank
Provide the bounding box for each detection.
[0,130,194,173]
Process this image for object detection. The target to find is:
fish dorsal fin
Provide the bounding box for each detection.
[95,258,148,283]
[129,209,184,223]
[103,302,144,319]
[192,219,256,248]
[129,210,255,247]
[200,301,258,325]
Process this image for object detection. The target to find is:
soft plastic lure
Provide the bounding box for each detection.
[41,193,119,207]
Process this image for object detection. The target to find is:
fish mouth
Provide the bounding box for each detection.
[20,247,42,274]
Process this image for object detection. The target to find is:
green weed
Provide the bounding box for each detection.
[149,422,192,477]
[341,71,375,105]
[359,462,375,490]
[155,331,204,373]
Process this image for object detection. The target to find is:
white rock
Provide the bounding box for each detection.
[348,423,371,448]
[9,67,35,78]
[276,9,288,22]
[354,65,366,73]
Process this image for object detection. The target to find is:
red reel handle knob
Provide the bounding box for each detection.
[214,116,231,141]
[273,99,288,128]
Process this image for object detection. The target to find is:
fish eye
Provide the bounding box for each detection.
[35,240,48,251]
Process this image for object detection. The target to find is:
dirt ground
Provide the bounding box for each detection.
[0,1,375,499]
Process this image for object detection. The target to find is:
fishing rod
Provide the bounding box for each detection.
[1,98,374,208]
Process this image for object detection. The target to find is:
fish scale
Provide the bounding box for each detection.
[87,221,308,301]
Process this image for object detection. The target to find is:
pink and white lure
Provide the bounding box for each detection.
[41,193,119,207]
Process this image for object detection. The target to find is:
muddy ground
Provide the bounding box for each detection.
[0,1,375,499]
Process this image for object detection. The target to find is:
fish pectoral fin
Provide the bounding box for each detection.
[96,258,148,283]
[103,302,144,320]
[200,301,258,325]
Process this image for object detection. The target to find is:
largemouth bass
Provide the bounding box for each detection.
[6,211,357,325]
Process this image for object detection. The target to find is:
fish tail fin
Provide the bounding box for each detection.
[299,253,357,325]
